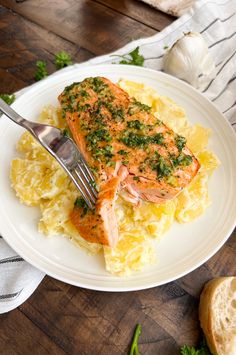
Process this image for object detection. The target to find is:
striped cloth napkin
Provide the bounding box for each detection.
[138,0,195,17]
[0,0,235,314]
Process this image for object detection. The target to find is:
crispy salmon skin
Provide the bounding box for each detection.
[58,77,200,247]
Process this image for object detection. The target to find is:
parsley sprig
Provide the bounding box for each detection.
[129,324,142,355]
[54,51,73,69]
[34,51,73,81]
[0,94,15,105]
[128,324,212,355]
[34,60,48,81]
[112,47,144,66]
[181,338,212,355]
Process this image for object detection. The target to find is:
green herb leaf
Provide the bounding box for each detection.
[121,132,150,148]
[118,149,128,155]
[90,179,98,191]
[54,51,72,69]
[107,161,116,167]
[181,338,212,355]
[128,47,144,66]
[112,47,144,66]
[74,197,86,208]
[74,197,88,218]
[127,120,145,130]
[62,129,71,138]
[175,134,187,152]
[121,132,164,149]
[170,153,193,167]
[91,77,108,93]
[181,345,199,355]
[152,133,164,145]
[129,324,142,355]
[87,129,112,146]
[156,156,172,179]
[0,94,15,105]
[128,99,151,115]
[122,160,129,165]
[34,60,48,81]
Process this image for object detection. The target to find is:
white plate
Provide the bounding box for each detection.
[1,65,236,291]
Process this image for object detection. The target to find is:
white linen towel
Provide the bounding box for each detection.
[0,0,235,314]
[138,0,196,17]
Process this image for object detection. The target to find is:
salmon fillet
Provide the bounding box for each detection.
[58,77,200,247]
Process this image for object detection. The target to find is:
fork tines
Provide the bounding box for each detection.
[71,160,98,210]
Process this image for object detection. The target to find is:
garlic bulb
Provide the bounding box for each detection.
[163,32,216,88]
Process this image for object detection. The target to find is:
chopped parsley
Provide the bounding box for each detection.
[112,108,125,122]
[118,149,128,155]
[34,60,48,81]
[143,153,174,180]
[170,153,193,167]
[107,161,116,167]
[90,180,98,190]
[90,166,99,176]
[62,128,71,138]
[129,325,210,355]
[128,324,211,355]
[112,47,144,66]
[181,340,212,355]
[132,99,151,112]
[155,156,172,179]
[74,197,88,217]
[91,77,108,93]
[121,132,164,148]
[54,51,73,69]
[77,103,91,112]
[128,99,151,115]
[121,132,150,148]
[87,129,112,147]
[93,145,114,162]
[175,134,187,152]
[139,150,193,181]
[127,120,145,130]
[152,133,165,145]
[64,82,80,93]
[0,94,15,105]
[74,197,86,208]
[79,89,90,98]
[105,102,125,122]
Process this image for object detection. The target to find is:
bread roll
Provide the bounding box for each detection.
[199,277,236,355]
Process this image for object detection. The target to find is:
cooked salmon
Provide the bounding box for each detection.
[58,77,200,247]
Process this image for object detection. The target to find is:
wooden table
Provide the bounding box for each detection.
[0,1,235,354]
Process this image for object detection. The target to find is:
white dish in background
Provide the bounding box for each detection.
[0,65,236,291]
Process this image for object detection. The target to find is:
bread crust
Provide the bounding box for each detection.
[199,276,236,355]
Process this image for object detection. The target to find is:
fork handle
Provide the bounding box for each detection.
[0,98,27,125]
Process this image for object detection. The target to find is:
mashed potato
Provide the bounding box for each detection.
[10,81,219,276]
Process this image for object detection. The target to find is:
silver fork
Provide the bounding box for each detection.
[0,98,97,209]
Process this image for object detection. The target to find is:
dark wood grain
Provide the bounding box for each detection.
[18,278,197,354]
[2,230,235,355]
[1,0,156,55]
[0,6,93,93]
[0,308,66,354]
[0,1,235,354]
[92,0,175,30]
